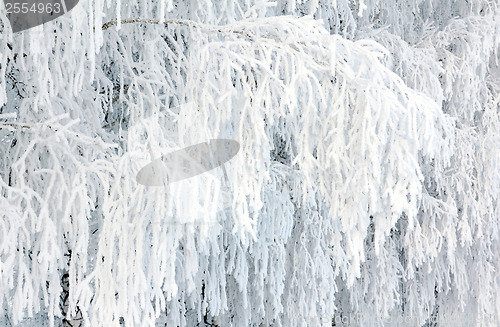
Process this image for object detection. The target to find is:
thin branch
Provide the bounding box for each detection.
[0,121,116,149]
[273,146,286,162]
[102,18,249,36]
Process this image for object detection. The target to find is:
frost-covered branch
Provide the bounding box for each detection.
[1,1,499,327]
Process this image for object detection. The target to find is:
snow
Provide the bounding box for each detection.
[1,1,499,326]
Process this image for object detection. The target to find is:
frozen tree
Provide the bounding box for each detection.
[0,0,499,326]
